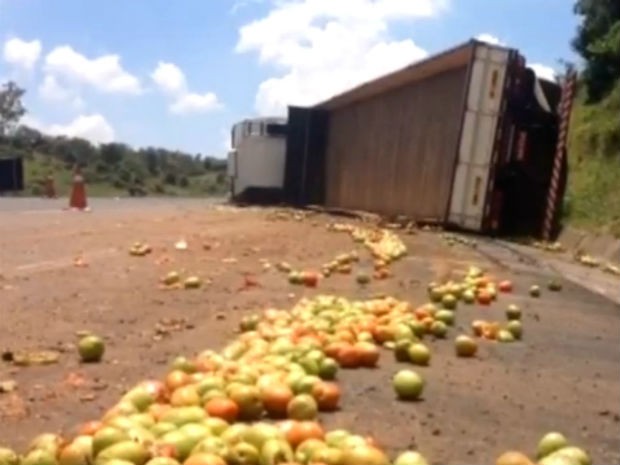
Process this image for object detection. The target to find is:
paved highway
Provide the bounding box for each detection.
[0,196,225,213]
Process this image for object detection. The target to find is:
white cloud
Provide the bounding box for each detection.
[170,92,222,115]
[236,0,447,115]
[38,74,84,108]
[221,127,232,151]
[38,74,66,99]
[22,113,115,144]
[530,63,557,82]
[475,33,505,46]
[3,37,42,70]
[150,60,223,114]
[44,45,141,94]
[231,0,266,14]
[151,61,186,94]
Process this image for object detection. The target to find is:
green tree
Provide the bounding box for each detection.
[0,81,27,137]
[120,153,148,183]
[141,148,160,175]
[0,82,229,196]
[67,138,98,166]
[12,125,42,149]
[100,142,128,166]
[572,0,620,101]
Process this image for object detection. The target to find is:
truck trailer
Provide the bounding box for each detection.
[228,39,574,239]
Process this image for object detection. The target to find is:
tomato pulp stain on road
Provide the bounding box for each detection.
[0,200,619,464]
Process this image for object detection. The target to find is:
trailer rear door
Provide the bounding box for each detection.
[283,106,329,206]
[0,157,24,192]
[447,44,510,231]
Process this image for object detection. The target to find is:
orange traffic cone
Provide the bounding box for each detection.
[68,166,88,211]
[44,173,56,199]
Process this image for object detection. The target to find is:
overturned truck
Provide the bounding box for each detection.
[227,39,575,239]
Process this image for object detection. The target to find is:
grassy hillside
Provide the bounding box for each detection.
[566,80,620,235]
[0,130,229,198]
[19,152,229,198]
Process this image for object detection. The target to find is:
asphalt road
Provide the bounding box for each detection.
[2,195,618,303]
[0,196,226,213]
[0,204,618,464]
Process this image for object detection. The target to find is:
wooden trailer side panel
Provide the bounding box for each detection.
[324,66,469,221]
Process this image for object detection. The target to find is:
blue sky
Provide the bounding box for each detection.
[0,0,580,157]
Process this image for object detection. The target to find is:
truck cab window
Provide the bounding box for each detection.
[266,123,287,137]
[250,122,262,136]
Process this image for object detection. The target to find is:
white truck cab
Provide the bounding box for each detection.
[227,117,287,203]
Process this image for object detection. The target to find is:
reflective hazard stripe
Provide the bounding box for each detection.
[542,72,577,240]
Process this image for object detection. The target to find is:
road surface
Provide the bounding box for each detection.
[0,199,618,464]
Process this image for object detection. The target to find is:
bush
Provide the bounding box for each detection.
[164,172,177,185]
[567,80,620,233]
[30,184,42,196]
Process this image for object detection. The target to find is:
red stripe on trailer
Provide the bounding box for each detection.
[542,71,577,240]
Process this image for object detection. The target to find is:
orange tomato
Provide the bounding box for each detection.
[365,436,381,448]
[334,329,355,344]
[371,325,393,344]
[324,341,348,359]
[302,271,320,288]
[261,383,294,418]
[354,342,380,368]
[477,290,492,305]
[482,322,500,340]
[205,397,239,422]
[370,301,391,316]
[355,320,376,334]
[421,316,435,331]
[312,381,341,411]
[471,320,487,337]
[414,306,432,320]
[373,259,387,270]
[170,385,201,407]
[336,344,360,368]
[165,370,191,391]
[285,421,325,448]
[148,403,172,421]
[476,276,490,288]
[196,358,222,373]
[373,268,390,280]
[78,420,102,436]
